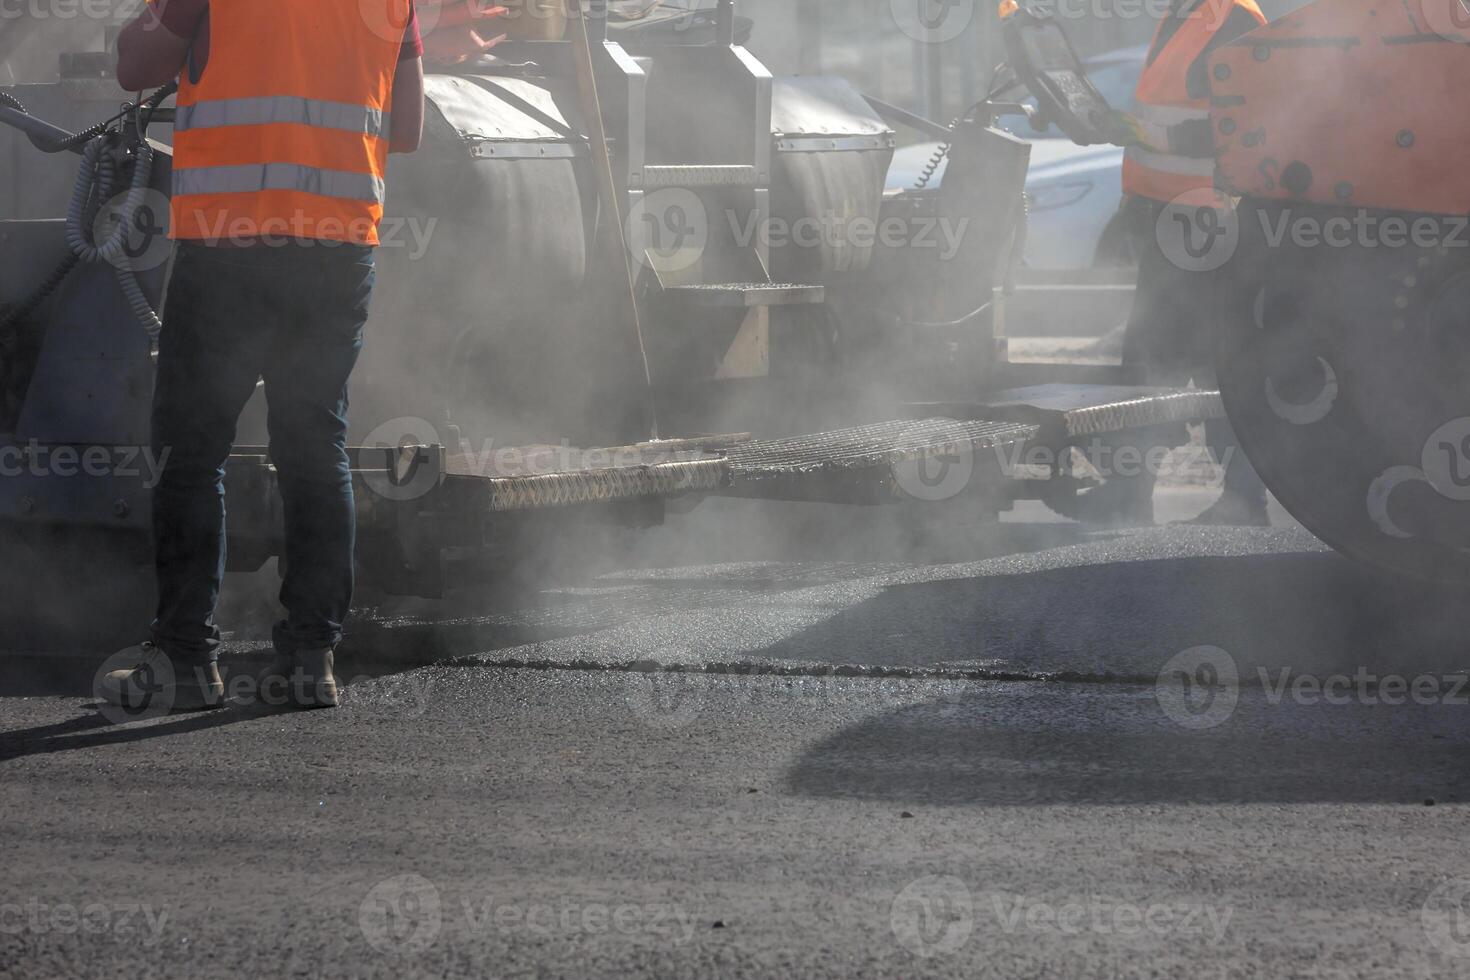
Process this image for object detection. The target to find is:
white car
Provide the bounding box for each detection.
[887,46,1146,271]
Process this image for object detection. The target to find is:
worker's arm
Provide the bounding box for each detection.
[390,57,425,154]
[115,4,194,92]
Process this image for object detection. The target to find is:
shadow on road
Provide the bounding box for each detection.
[783,692,1470,806]
[780,550,1470,805]
[752,550,1470,678]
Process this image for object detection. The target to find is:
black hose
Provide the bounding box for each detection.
[1,91,110,154]
[2,81,176,153]
[0,254,81,341]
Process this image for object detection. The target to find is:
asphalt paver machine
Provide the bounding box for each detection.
[0,2,1256,648]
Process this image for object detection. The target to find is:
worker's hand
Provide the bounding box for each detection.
[419,1,510,67]
[1102,109,1149,149]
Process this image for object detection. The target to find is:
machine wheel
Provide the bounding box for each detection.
[1217,198,1470,583]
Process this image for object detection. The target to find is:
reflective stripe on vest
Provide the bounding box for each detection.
[175,97,392,139]
[173,164,386,204]
[1124,145,1215,178]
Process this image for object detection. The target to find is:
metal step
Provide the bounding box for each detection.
[426,417,1037,511]
[663,282,826,307]
[908,385,1226,439]
[641,164,760,189]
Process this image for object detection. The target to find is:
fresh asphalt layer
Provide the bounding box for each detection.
[4,490,1470,978]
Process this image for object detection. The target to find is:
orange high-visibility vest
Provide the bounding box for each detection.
[169,0,411,246]
[1122,0,1265,203]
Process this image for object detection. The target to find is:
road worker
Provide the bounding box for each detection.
[99,0,425,712]
[1115,0,1269,526]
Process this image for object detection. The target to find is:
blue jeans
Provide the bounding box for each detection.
[150,241,375,664]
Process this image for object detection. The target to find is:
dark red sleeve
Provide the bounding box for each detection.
[401,3,424,61]
[149,0,209,40]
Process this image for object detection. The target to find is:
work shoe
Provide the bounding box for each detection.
[98,643,224,714]
[1179,493,1270,528]
[254,647,339,710]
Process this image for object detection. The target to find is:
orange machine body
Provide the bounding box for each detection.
[1209,0,1470,216]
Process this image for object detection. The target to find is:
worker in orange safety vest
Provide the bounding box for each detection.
[1109,0,1270,527]
[99,0,425,713]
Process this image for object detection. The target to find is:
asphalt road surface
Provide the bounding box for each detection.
[5,488,1470,979]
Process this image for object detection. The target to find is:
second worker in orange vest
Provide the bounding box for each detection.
[1111,0,1270,528]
